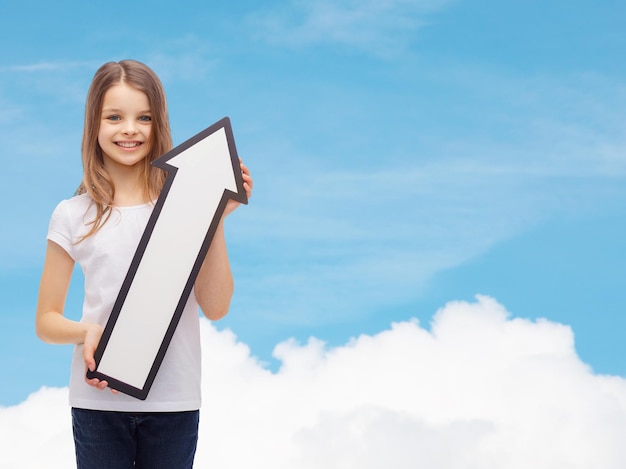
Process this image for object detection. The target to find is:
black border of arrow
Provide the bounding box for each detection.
[86,116,248,400]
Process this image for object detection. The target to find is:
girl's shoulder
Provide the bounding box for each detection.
[55,192,92,209]
[48,193,96,251]
[51,192,94,220]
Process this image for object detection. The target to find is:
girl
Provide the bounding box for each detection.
[36,60,252,468]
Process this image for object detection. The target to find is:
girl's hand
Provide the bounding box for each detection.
[224,159,253,217]
[83,323,118,393]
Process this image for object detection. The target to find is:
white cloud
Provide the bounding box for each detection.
[2,296,625,468]
[0,60,97,73]
[247,0,450,55]
[0,387,74,468]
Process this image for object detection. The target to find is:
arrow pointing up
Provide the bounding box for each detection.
[87,117,248,400]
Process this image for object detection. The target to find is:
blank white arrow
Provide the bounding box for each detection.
[87,117,247,400]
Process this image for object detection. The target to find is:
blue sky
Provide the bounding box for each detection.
[1,0,625,408]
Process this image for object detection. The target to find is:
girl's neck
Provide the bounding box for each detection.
[108,166,150,207]
[113,189,150,207]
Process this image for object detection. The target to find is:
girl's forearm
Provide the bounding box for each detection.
[194,221,234,320]
[36,311,89,345]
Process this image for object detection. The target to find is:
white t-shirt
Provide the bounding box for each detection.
[47,193,202,412]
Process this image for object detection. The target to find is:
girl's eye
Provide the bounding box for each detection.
[139,115,152,122]
[106,115,121,121]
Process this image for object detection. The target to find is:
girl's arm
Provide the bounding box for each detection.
[36,240,111,391]
[36,240,86,343]
[194,160,252,320]
[194,222,234,320]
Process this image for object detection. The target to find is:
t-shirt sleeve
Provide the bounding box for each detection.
[47,200,76,260]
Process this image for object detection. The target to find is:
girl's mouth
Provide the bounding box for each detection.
[116,142,142,148]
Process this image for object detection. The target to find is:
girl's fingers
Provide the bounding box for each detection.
[85,374,116,392]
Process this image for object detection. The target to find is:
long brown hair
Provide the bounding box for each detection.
[77,60,172,239]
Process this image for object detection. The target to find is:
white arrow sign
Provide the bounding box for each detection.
[86,117,247,400]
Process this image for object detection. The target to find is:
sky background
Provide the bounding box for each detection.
[0,0,625,465]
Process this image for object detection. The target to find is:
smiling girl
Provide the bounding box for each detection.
[35,60,252,468]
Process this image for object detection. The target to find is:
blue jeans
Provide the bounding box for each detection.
[71,408,199,469]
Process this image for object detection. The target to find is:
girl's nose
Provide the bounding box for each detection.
[122,124,138,136]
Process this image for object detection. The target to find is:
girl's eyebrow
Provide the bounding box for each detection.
[102,107,152,114]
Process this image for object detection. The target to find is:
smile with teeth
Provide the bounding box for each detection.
[116,141,143,148]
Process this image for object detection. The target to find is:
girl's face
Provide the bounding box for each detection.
[98,82,152,172]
